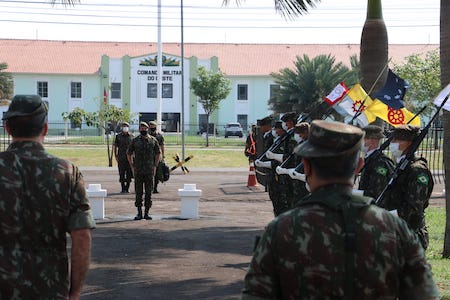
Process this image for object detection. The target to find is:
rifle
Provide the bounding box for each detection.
[375,95,449,206]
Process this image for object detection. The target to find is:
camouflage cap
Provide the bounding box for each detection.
[122,122,130,127]
[274,120,283,129]
[139,121,149,128]
[280,112,297,122]
[258,116,273,126]
[2,95,47,120]
[149,120,157,126]
[391,125,420,141]
[295,120,364,158]
[363,125,384,139]
[294,122,310,134]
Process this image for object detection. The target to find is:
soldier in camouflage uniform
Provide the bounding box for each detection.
[358,125,394,199]
[290,122,310,206]
[254,116,273,189]
[127,121,161,220]
[113,121,134,193]
[149,121,165,194]
[0,95,96,299]
[242,120,438,300]
[381,125,434,250]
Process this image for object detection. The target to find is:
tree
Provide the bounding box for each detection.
[62,104,135,167]
[393,50,441,117]
[222,0,322,18]
[190,66,231,147]
[269,54,358,120]
[440,0,450,258]
[0,63,13,100]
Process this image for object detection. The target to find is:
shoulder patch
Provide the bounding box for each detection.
[417,173,429,185]
[376,166,388,176]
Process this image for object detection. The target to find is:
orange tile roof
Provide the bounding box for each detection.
[0,39,438,76]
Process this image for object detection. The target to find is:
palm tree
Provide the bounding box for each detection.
[51,0,79,5]
[440,0,450,258]
[222,0,321,18]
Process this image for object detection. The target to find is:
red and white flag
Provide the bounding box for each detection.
[324,82,349,106]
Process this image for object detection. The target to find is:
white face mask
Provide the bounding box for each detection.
[122,126,129,133]
[294,133,303,144]
[361,143,369,154]
[281,121,289,131]
[271,129,279,139]
[389,142,403,158]
[305,176,311,192]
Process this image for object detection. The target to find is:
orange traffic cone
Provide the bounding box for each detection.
[247,160,258,187]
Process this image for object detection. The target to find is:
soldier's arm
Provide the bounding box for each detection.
[69,228,92,300]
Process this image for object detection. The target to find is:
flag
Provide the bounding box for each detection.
[432,83,450,111]
[366,99,421,127]
[335,84,376,127]
[324,82,348,105]
[372,69,409,110]
[103,87,108,104]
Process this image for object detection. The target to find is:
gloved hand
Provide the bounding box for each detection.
[255,159,272,169]
[276,166,292,175]
[289,169,306,181]
[266,151,284,162]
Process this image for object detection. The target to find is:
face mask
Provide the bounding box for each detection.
[122,127,129,133]
[281,121,288,131]
[389,142,403,158]
[271,129,278,139]
[294,134,303,144]
[305,176,311,192]
[150,127,157,132]
[140,130,148,136]
[361,143,369,154]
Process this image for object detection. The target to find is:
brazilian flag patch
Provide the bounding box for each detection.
[376,166,388,176]
[417,173,429,185]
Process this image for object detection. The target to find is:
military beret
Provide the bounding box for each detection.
[280,112,297,122]
[139,121,149,128]
[258,116,273,126]
[122,122,130,127]
[294,122,310,134]
[149,120,157,126]
[362,125,384,139]
[295,120,364,158]
[391,125,420,141]
[2,95,47,120]
[274,121,283,129]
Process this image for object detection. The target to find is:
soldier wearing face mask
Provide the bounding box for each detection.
[148,121,165,194]
[382,125,434,249]
[358,125,394,199]
[113,122,134,193]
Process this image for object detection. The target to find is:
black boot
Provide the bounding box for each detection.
[134,207,143,220]
[144,207,152,220]
[124,182,130,193]
[120,182,126,193]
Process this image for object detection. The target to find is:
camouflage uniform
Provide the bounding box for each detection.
[242,184,438,300]
[150,129,165,192]
[291,151,308,206]
[114,130,134,191]
[128,133,161,210]
[0,141,96,299]
[277,131,297,212]
[358,150,395,199]
[381,156,434,249]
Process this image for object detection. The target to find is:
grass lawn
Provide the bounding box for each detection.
[45,145,450,297]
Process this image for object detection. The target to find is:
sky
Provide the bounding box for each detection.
[0,0,440,44]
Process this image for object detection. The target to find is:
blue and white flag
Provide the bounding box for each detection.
[372,69,409,110]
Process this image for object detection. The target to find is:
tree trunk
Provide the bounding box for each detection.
[206,113,210,147]
[440,0,450,258]
[360,0,388,95]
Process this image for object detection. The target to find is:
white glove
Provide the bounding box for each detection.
[266,151,284,162]
[276,166,292,175]
[289,169,306,181]
[255,159,272,169]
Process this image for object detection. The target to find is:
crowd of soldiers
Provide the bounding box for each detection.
[247,112,434,250]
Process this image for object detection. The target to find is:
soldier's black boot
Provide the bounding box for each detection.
[124,182,130,193]
[144,207,152,220]
[134,207,143,220]
[120,182,126,193]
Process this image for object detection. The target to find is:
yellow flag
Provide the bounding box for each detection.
[366,99,421,127]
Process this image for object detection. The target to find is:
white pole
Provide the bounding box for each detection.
[180,0,185,160]
[157,0,162,131]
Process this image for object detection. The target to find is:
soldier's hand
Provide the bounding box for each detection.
[275,166,286,175]
[289,169,306,181]
[255,159,271,169]
[266,151,284,162]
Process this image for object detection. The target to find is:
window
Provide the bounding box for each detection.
[37,81,48,98]
[147,83,173,98]
[147,83,157,98]
[162,83,173,98]
[237,84,248,100]
[111,82,121,99]
[70,82,82,98]
[270,84,280,99]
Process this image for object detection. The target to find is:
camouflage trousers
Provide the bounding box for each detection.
[118,160,133,183]
[134,172,153,208]
[416,227,429,250]
[267,174,290,216]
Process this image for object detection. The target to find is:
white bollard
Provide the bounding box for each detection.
[178,184,202,219]
[86,184,107,220]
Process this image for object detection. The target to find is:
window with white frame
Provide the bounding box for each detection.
[162,83,173,98]
[237,84,248,100]
[147,83,157,98]
[70,82,82,98]
[111,82,121,99]
[37,81,48,98]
